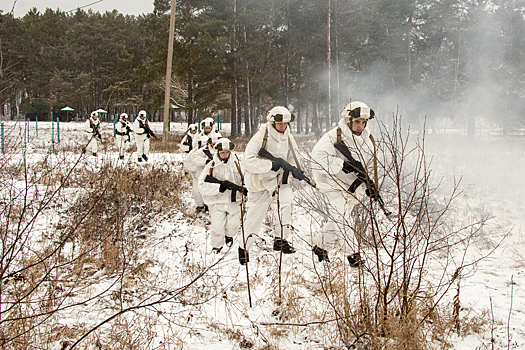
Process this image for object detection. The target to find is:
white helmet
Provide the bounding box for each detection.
[138,110,147,118]
[188,123,198,132]
[201,117,215,129]
[267,106,295,123]
[340,101,375,123]
[120,112,128,120]
[90,111,99,118]
[214,138,235,152]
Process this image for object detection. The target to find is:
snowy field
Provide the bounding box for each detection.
[1,119,524,349]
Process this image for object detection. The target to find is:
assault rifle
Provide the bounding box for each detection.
[333,141,392,221]
[93,123,102,141]
[139,120,158,140]
[182,135,193,153]
[257,148,316,188]
[204,174,248,202]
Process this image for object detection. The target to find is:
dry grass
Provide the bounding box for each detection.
[0,121,497,350]
[0,134,191,349]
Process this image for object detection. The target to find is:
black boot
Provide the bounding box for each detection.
[203,204,209,213]
[119,155,124,160]
[347,253,362,268]
[92,152,97,157]
[81,147,86,154]
[273,238,295,254]
[312,246,330,262]
[238,247,249,265]
[225,236,233,247]
[142,154,148,161]
[138,158,143,162]
[211,246,222,254]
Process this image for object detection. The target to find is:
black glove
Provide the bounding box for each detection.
[219,183,227,193]
[205,159,212,164]
[271,161,282,171]
[243,188,248,196]
[365,184,380,201]
[342,161,355,174]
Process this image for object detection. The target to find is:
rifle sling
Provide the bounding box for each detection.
[261,125,301,186]
[337,126,379,186]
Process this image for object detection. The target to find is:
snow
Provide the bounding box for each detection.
[1,120,524,349]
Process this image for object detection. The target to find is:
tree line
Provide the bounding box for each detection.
[1,0,524,137]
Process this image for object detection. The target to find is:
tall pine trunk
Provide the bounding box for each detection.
[230,0,238,138]
[186,0,194,125]
[326,0,332,131]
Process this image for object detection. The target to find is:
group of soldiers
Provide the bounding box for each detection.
[83,110,156,162]
[182,101,382,267]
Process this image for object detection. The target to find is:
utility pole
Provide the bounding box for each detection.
[327,0,332,131]
[163,0,177,145]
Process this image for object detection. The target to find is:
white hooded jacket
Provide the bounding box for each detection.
[196,127,222,148]
[115,119,132,140]
[198,153,244,205]
[132,117,150,136]
[185,144,215,175]
[180,130,197,153]
[242,122,300,193]
[84,116,100,135]
[311,118,374,193]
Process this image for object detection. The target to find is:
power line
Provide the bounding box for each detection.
[9,0,107,17]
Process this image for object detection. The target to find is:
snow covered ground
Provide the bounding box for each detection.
[1,119,524,349]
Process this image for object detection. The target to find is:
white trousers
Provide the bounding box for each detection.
[191,172,204,207]
[85,134,99,154]
[209,202,241,248]
[312,190,358,254]
[240,185,292,250]
[115,135,130,156]
[135,133,150,157]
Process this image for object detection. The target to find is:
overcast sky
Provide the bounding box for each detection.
[3,0,155,18]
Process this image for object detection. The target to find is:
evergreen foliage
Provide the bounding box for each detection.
[1,0,524,131]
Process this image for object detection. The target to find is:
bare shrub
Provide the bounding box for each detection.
[150,133,182,153]
[292,115,498,349]
[0,126,189,348]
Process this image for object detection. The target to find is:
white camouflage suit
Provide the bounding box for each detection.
[184,133,220,208]
[115,115,133,157]
[132,115,151,160]
[198,149,244,249]
[195,127,221,149]
[240,121,300,250]
[179,124,198,154]
[311,117,375,254]
[83,114,101,155]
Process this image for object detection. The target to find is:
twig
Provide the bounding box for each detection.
[507,275,513,350]
[235,153,252,308]
[490,296,495,350]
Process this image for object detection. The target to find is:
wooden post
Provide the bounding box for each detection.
[163,0,177,144]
